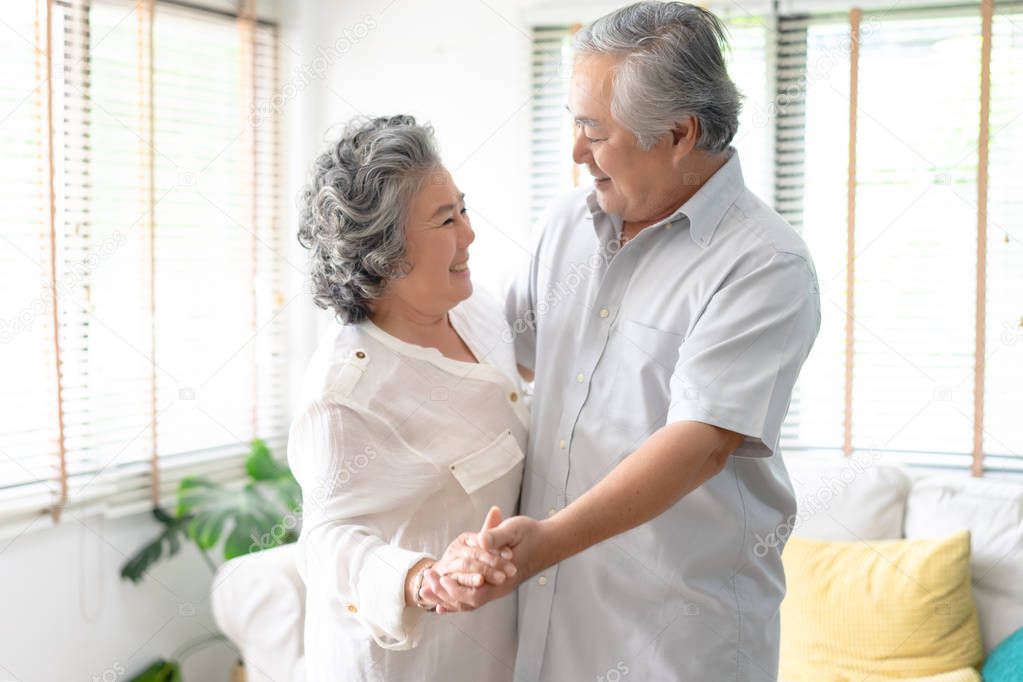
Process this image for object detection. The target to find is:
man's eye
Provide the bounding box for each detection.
[587,137,602,144]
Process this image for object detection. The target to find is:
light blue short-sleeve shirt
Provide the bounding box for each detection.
[505,148,821,682]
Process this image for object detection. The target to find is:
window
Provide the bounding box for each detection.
[528,0,1022,475]
[0,0,286,532]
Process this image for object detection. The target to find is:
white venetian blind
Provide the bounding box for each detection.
[0,0,64,527]
[529,25,575,226]
[983,5,1023,468]
[0,0,286,530]
[850,10,980,462]
[764,3,1021,473]
[782,16,849,452]
[719,11,772,199]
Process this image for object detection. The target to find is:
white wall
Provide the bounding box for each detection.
[0,512,236,681]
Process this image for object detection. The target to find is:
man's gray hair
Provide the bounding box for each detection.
[297,115,441,324]
[574,1,741,153]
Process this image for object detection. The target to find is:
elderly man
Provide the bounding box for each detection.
[427,2,820,680]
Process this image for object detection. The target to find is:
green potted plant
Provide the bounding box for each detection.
[120,439,301,681]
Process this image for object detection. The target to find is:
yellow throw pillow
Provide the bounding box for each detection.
[780,530,983,682]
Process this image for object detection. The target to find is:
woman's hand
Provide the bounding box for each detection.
[426,512,555,614]
[417,507,518,613]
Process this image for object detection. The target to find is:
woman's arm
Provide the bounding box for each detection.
[289,400,513,647]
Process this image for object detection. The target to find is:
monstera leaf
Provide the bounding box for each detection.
[120,507,193,584]
[121,439,301,577]
[177,477,294,560]
[129,659,181,682]
[245,438,301,513]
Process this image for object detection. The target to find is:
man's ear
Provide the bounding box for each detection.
[670,116,699,157]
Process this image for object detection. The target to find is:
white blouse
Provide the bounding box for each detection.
[287,288,528,682]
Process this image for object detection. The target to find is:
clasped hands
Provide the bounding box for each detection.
[410,506,543,614]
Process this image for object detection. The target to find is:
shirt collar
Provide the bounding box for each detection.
[585,146,745,248]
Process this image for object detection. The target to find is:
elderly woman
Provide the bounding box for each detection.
[289,115,526,682]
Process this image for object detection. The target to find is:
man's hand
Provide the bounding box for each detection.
[417,507,518,613]
[476,514,548,578]
[422,511,556,614]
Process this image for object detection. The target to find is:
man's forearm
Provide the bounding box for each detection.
[536,420,744,571]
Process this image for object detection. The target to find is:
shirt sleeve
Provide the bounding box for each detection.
[504,222,547,373]
[666,251,821,457]
[287,399,436,650]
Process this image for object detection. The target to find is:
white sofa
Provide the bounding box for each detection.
[212,454,1023,680]
[782,454,1023,656]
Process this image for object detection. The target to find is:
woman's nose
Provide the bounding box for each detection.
[458,213,475,248]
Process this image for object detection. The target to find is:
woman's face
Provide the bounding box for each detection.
[378,166,475,319]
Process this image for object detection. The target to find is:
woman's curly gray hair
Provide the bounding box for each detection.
[297,115,441,324]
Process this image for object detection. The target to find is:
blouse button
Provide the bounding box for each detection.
[598,308,609,319]
[537,576,548,586]
[346,603,358,614]
[355,351,366,359]
[559,439,566,449]
[509,392,518,402]
[547,508,557,518]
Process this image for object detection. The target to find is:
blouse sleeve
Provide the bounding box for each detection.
[287,398,440,650]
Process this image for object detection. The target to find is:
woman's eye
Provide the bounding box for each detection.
[441,207,468,226]
[587,137,603,144]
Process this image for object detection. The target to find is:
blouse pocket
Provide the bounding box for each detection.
[448,429,525,517]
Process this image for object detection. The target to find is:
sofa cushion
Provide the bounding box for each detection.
[981,625,1023,681]
[784,453,911,541]
[905,475,1023,653]
[779,531,983,682]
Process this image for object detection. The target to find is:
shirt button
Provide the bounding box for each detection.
[355,351,366,359]
[509,391,518,402]
[598,308,609,319]
[559,439,566,449]
[346,603,358,614]
[537,576,548,586]
[576,373,585,383]
[547,508,557,518]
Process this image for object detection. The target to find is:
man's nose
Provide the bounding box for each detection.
[571,127,590,166]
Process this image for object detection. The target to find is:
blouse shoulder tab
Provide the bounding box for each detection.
[323,346,371,403]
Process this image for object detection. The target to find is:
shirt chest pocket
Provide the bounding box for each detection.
[448,429,524,518]
[612,318,684,389]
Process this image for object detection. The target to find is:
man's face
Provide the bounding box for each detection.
[569,53,694,224]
